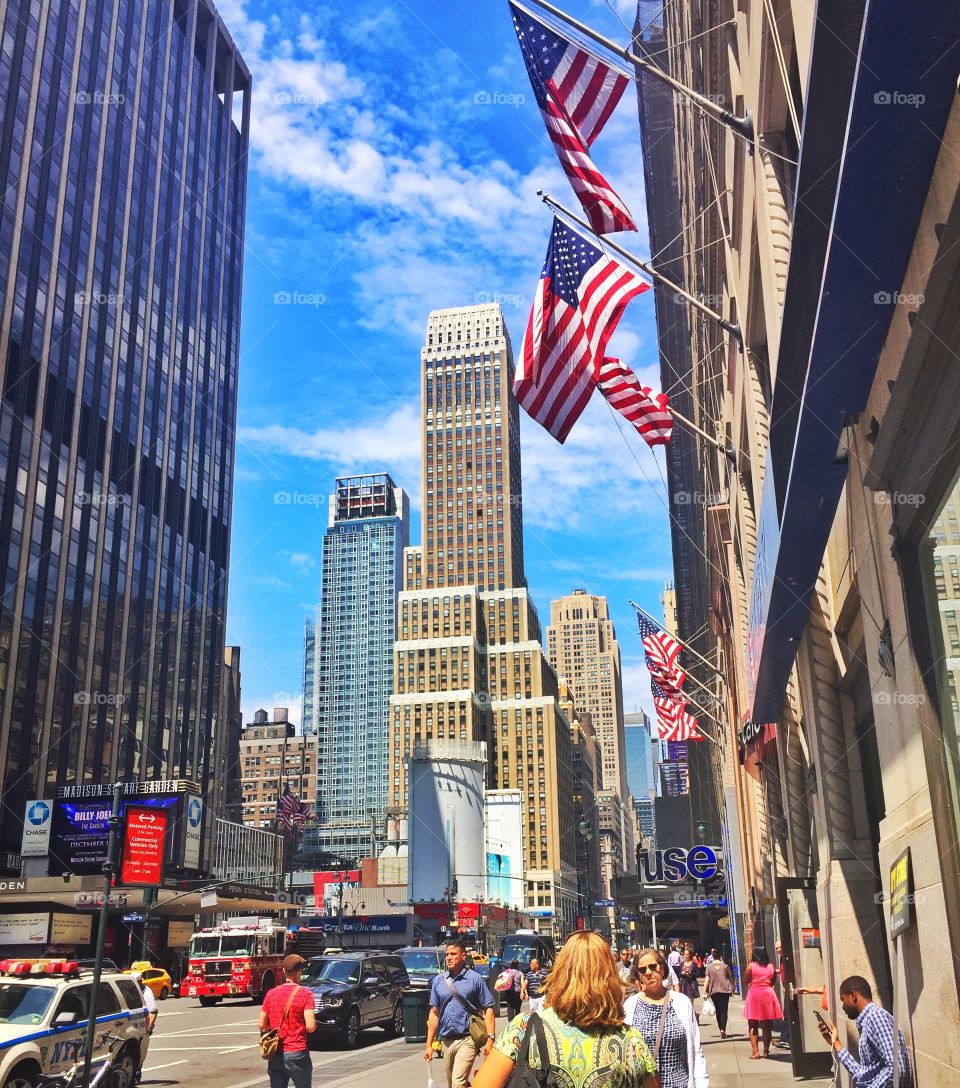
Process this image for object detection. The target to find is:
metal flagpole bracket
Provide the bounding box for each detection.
[537,191,744,351]
[523,0,755,147]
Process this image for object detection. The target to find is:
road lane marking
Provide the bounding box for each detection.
[220,1038,409,1088]
[218,1044,259,1054]
[142,1060,189,1072]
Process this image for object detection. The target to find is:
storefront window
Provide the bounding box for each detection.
[918,476,960,848]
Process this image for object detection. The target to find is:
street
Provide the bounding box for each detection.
[140,996,414,1088]
[140,996,824,1088]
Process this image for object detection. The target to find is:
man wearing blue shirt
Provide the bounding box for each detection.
[819,976,912,1088]
[423,940,496,1088]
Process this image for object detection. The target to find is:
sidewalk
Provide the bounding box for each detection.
[309,995,836,1088]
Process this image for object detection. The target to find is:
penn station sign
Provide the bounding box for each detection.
[637,846,721,884]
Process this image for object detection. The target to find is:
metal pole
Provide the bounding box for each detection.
[891,938,900,1088]
[82,782,123,1088]
[515,0,754,143]
[539,191,743,346]
[666,405,735,462]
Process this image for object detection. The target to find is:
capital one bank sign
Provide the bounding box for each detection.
[638,846,720,884]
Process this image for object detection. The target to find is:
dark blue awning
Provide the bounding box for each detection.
[748,1,960,722]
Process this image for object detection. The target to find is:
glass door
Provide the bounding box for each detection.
[776,877,833,1078]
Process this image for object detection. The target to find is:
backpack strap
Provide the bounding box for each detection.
[444,974,480,1018]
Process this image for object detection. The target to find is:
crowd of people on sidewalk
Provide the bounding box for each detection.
[253,937,912,1088]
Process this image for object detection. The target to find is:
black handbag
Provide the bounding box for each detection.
[507,1013,557,1088]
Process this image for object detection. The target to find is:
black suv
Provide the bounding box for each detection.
[302,952,409,1048]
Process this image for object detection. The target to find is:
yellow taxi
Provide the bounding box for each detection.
[123,962,173,1000]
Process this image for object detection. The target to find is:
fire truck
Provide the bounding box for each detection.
[180,919,290,1005]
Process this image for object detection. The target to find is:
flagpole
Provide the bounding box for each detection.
[519,0,754,145]
[628,599,725,679]
[667,405,735,462]
[538,191,743,348]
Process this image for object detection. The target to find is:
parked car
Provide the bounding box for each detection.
[0,959,151,1088]
[397,946,474,989]
[301,952,409,1048]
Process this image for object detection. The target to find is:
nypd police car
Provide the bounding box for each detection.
[0,959,150,1088]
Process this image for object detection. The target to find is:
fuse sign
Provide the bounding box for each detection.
[120,805,168,886]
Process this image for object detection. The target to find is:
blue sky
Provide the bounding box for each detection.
[221,0,673,726]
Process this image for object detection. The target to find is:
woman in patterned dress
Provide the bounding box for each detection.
[473,931,659,1088]
[624,949,709,1088]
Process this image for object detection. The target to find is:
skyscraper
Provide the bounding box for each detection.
[0,0,249,869]
[304,473,408,866]
[301,616,316,737]
[389,303,578,932]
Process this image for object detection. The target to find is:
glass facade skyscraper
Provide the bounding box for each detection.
[300,474,408,866]
[301,616,316,736]
[0,0,249,869]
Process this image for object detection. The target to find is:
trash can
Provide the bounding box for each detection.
[402,987,430,1043]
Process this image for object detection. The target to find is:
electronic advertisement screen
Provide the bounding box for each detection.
[51,795,178,875]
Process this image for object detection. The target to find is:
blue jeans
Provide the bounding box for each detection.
[267,1049,312,1088]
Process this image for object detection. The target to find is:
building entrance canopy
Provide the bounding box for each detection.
[747,0,960,723]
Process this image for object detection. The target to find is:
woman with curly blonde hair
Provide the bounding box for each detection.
[474,931,659,1088]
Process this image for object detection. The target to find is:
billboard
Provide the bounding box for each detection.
[485,790,524,909]
[21,798,52,857]
[119,806,169,886]
[50,782,202,875]
[50,913,92,944]
[0,912,49,945]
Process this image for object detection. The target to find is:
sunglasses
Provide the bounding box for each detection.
[637,964,662,974]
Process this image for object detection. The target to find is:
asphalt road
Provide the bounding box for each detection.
[140,996,420,1088]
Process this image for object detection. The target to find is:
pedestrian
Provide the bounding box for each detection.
[625,948,709,1088]
[679,950,700,1005]
[473,930,658,1088]
[503,959,524,1019]
[818,976,912,1088]
[257,954,316,1088]
[705,949,717,966]
[774,941,790,1050]
[423,939,496,1088]
[131,972,158,1086]
[668,941,684,978]
[618,947,635,985]
[703,951,735,1038]
[742,946,782,1059]
[521,957,548,1014]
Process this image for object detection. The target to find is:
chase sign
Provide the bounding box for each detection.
[21,798,52,857]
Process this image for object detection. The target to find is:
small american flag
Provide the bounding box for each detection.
[276,783,311,831]
[510,2,635,234]
[597,357,673,446]
[515,217,649,441]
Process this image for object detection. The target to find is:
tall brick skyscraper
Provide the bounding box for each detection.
[389,303,577,932]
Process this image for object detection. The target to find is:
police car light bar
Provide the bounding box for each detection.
[0,959,80,977]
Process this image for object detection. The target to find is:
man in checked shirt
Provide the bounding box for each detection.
[818,976,912,1088]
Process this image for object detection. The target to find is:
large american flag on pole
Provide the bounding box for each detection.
[514,217,649,442]
[510,1,636,234]
[637,613,683,677]
[276,782,311,831]
[597,357,673,447]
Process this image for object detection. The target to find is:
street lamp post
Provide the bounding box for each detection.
[577,819,594,930]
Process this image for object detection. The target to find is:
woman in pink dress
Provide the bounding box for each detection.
[743,947,782,1059]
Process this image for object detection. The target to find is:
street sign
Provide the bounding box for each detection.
[889,847,913,938]
[593,898,615,908]
[122,912,145,924]
[528,910,553,918]
[119,805,168,886]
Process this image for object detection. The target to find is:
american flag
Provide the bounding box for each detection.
[597,357,673,446]
[651,682,704,742]
[276,783,311,831]
[637,613,683,674]
[510,2,635,234]
[514,217,649,442]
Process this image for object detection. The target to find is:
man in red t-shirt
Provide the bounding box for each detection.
[258,954,316,1088]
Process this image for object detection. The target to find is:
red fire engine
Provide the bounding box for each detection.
[180,919,290,1005]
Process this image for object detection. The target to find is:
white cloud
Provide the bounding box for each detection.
[238,402,423,497]
[283,551,315,572]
